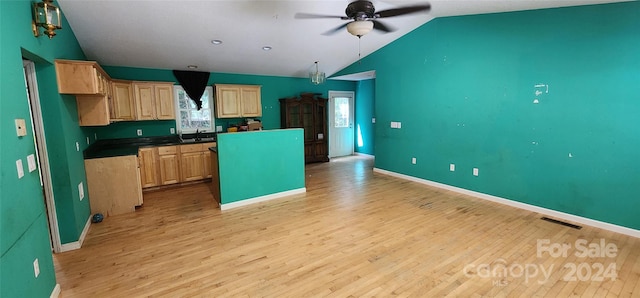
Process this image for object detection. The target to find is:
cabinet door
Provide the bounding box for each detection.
[155,83,175,120]
[181,152,205,182]
[201,143,215,179]
[134,83,155,120]
[139,148,159,188]
[159,154,180,185]
[76,95,110,126]
[112,81,136,121]
[55,60,101,94]
[215,85,242,118]
[240,86,262,117]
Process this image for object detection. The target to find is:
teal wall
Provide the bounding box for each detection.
[217,129,305,204]
[101,66,357,138]
[335,2,640,230]
[92,120,177,139]
[1,0,91,296]
[355,79,375,155]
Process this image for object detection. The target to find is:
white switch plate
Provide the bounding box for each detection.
[86,137,90,145]
[216,126,223,132]
[473,168,479,176]
[33,258,40,278]
[411,157,417,164]
[372,118,376,123]
[397,122,402,129]
[27,154,37,172]
[390,122,397,128]
[450,164,455,171]
[170,128,175,134]
[78,182,84,200]
[136,129,143,136]
[16,159,24,179]
[75,142,79,152]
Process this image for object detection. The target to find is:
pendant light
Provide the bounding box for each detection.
[309,61,325,85]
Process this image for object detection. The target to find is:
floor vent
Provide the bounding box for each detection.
[541,217,582,230]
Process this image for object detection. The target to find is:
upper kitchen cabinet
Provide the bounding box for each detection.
[134,82,175,120]
[110,80,136,121]
[214,84,262,118]
[55,60,111,95]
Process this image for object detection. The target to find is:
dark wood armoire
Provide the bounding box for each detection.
[279,93,329,163]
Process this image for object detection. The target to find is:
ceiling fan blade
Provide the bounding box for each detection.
[321,23,350,36]
[295,12,345,19]
[376,4,431,18]
[372,20,395,33]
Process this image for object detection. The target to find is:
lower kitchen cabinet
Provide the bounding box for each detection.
[139,142,216,189]
[85,155,143,217]
[138,147,159,188]
[158,145,180,185]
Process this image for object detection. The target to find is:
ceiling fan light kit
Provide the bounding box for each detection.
[309,61,326,85]
[347,20,374,37]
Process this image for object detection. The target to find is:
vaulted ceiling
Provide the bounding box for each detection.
[58,0,627,79]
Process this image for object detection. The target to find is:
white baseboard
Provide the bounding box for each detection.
[50,283,61,298]
[355,152,375,158]
[59,216,92,252]
[373,167,640,239]
[220,188,306,211]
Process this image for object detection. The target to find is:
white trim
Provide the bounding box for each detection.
[373,168,640,239]
[50,284,61,298]
[355,152,374,158]
[59,216,92,252]
[23,60,63,253]
[220,188,307,211]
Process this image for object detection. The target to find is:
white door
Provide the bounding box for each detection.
[328,91,355,158]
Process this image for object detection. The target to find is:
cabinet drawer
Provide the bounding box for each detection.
[157,146,178,155]
[201,142,216,151]
[180,144,202,153]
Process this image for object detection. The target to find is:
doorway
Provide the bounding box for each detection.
[23,60,62,253]
[328,91,355,158]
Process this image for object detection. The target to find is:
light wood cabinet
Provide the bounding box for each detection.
[180,144,205,182]
[134,82,175,120]
[158,145,180,185]
[138,147,159,188]
[111,80,136,121]
[76,95,111,126]
[85,155,143,217]
[55,60,110,95]
[215,84,261,118]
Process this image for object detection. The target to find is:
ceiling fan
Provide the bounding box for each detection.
[295,0,431,37]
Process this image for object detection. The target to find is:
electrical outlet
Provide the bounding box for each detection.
[136,129,143,136]
[450,164,455,172]
[78,182,84,200]
[94,133,97,140]
[411,157,417,164]
[33,258,40,278]
[473,168,479,176]
[86,137,90,145]
[170,128,175,134]
[216,126,223,132]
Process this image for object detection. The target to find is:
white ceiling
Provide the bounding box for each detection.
[58,0,626,79]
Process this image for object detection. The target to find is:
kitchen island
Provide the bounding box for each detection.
[211,128,306,210]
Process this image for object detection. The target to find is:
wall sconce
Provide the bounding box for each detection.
[309,61,326,85]
[32,0,62,39]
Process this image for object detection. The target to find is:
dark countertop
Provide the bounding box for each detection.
[84,135,216,159]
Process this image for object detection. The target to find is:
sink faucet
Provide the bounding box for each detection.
[195,129,205,141]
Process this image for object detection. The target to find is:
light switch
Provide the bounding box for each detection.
[16,159,24,179]
[75,142,79,152]
[450,164,455,172]
[27,154,37,172]
[78,182,84,200]
[15,119,27,137]
[372,118,376,123]
[473,168,479,176]
[397,122,402,129]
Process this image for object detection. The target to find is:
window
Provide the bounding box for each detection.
[174,86,214,133]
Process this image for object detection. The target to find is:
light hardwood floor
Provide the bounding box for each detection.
[54,155,640,297]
